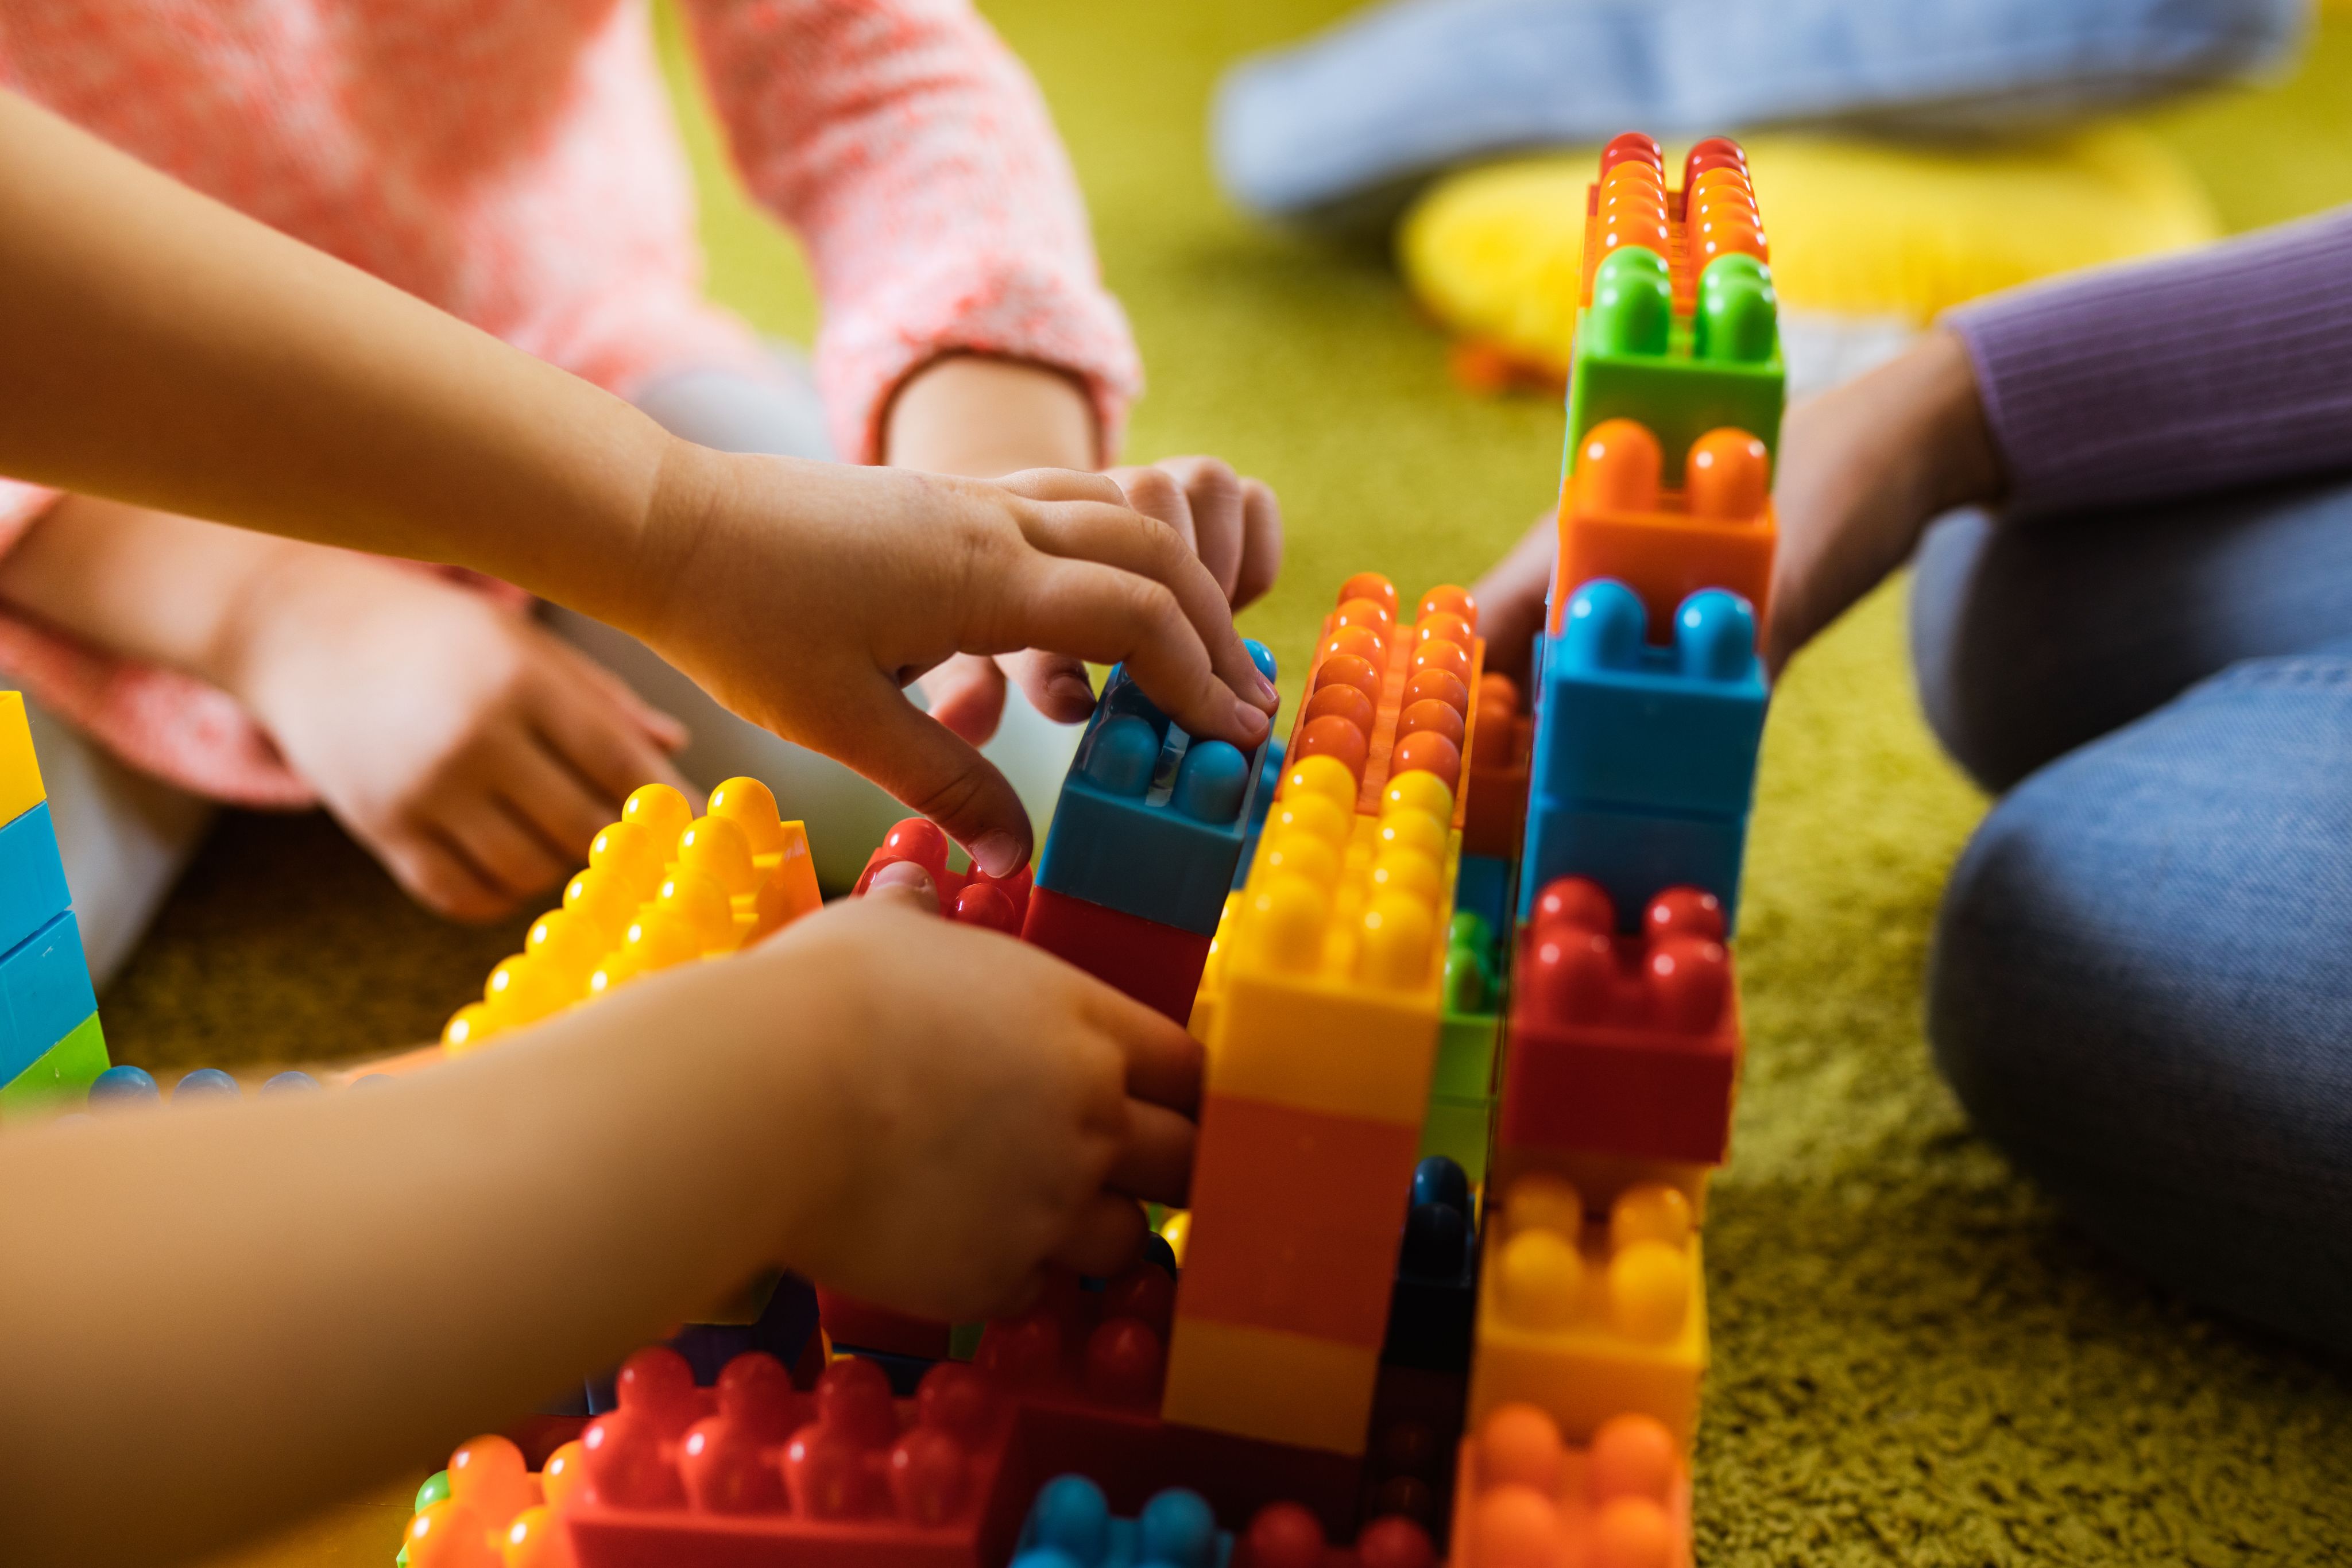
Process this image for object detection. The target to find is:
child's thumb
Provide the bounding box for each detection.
[861,859,941,914]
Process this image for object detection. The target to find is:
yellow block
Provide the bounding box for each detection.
[0,692,47,826]
[1161,1315,1380,1455]
[1205,816,1451,1126]
[1466,1179,1710,1449]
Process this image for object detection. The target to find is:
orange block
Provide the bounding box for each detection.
[1175,1093,1422,1348]
[1162,1315,1382,1455]
[1552,420,1776,635]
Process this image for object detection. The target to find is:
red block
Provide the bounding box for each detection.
[559,1349,1019,1568]
[1461,683,1530,862]
[1177,1095,1422,1348]
[853,818,1031,933]
[1497,877,1741,1166]
[1020,885,1212,1021]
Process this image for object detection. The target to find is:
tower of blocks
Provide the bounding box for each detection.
[1475,127,1778,1482]
[387,127,1767,1568]
[0,692,109,1120]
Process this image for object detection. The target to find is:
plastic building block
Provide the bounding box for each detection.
[1499,880,1740,1167]
[1553,419,1779,643]
[1464,1176,1708,1448]
[0,911,95,1086]
[1233,1502,1436,1568]
[1231,741,1287,893]
[1435,911,1503,1099]
[1451,855,1514,952]
[854,817,1034,932]
[559,1349,1016,1567]
[1208,804,1454,1126]
[1360,1364,1468,1547]
[1532,581,1766,821]
[1486,1147,1713,1230]
[1460,677,1530,863]
[0,802,71,958]
[443,778,826,1055]
[1383,1157,1479,1375]
[819,1291,953,1364]
[1447,1400,1690,1568]
[1562,138,1782,478]
[1010,1474,1229,1568]
[1031,642,1278,937]
[400,1431,577,1568]
[0,692,46,828]
[1175,1094,1423,1348]
[1518,795,1746,936]
[1160,1316,1382,1456]
[1187,893,1244,1044]
[1022,885,1214,1023]
[975,1260,1178,1415]
[0,1009,105,1121]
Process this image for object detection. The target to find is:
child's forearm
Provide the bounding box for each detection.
[884,353,1098,476]
[0,947,850,1566]
[0,92,672,632]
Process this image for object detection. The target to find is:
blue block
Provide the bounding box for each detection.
[0,911,94,1085]
[1016,1474,1231,1568]
[1035,658,1276,936]
[1533,581,1767,820]
[1519,795,1746,934]
[1384,1156,1478,1373]
[0,803,72,959]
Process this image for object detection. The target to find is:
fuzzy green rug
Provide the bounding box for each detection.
[144,4,2351,1563]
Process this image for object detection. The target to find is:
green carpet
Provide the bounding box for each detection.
[130,4,2350,1564]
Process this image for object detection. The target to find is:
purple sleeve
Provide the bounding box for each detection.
[1943,207,2352,518]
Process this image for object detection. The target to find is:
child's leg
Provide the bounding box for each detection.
[545,351,1080,889]
[1909,475,2352,1352]
[21,696,212,988]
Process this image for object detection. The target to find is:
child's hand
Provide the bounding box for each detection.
[229,547,689,920]
[1472,330,2001,679]
[920,456,1285,743]
[752,866,1200,1319]
[632,453,1279,878]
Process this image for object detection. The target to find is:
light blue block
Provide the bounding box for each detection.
[0,802,73,959]
[1034,652,1276,936]
[1533,582,1767,821]
[1518,795,1746,934]
[0,911,96,1084]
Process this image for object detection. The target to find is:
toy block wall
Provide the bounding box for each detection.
[1481,131,1782,1460]
[0,692,109,1119]
[1019,643,1279,1021]
[1164,575,1484,1456]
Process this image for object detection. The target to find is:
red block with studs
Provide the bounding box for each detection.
[852,818,1032,934]
[1498,877,1740,1166]
[1019,885,1214,1022]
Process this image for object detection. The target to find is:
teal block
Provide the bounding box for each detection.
[0,802,72,957]
[0,911,95,1084]
[0,1010,106,1121]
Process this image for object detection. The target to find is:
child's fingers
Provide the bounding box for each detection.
[993,467,1131,509]
[1468,509,1558,684]
[1000,650,1099,726]
[530,669,695,810]
[1234,477,1283,610]
[1109,1098,1196,1208]
[1013,500,1276,722]
[1048,1193,1150,1280]
[1134,458,1245,601]
[490,731,634,860]
[1105,463,1201,557]
[546,632,692,752]
[1003,553,1271,754]
[438,793,571,901]
[371,826,513,923]
[915,653,1010,744]
[823,676,1034,878]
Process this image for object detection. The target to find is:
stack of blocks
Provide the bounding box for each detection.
[1470,129,1780,1509]
[1165,574,1484,1456]
[1018,642,1279,1023]
[0,692,108,1119]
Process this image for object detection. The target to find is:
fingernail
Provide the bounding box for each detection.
[1231,697,1271,742]
[970,831,1027,880]
[868,861,936,899]
[1252,673,1279,709]
[1048,674,1096,714]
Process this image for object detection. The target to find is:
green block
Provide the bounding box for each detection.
[1563,248,1785,475]
[1434,1009,1499,1099]
[1419,1092,1493,1187]
[0,1011,107,1122]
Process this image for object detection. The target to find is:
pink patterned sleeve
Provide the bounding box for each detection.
[680,0,1144,464]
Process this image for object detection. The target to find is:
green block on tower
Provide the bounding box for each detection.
[1418,1091,1493,1187]
[0,1011,109,1122]
[1563,247,1785,478]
